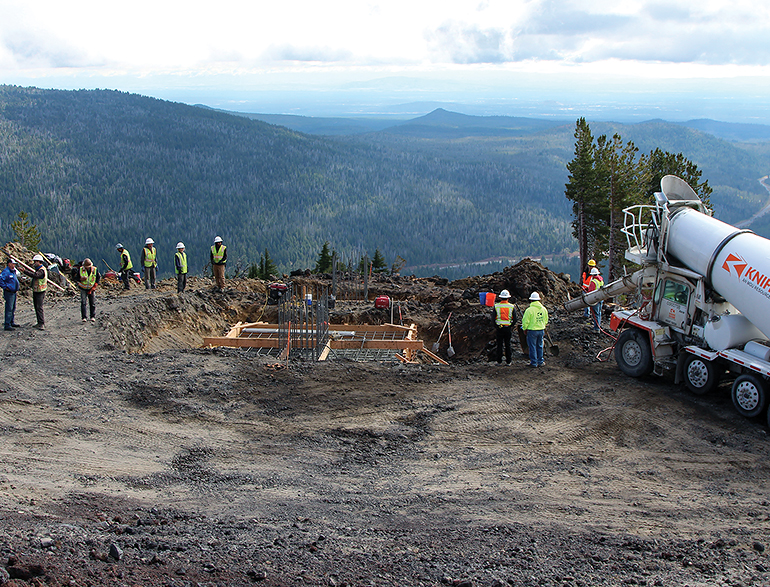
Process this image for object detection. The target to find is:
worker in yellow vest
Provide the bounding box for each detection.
[116,243,134,290]
[521,292,549,367]
[175,242,188,293]
[21,254,48,329]
[140,238,157,289]
[492,289,518,365]
[75,258,100,323]
[210,236,227,291]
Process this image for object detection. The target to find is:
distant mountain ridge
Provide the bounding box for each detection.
[680,119,770,143]
[233,106,770,143]
[2,86,769,279]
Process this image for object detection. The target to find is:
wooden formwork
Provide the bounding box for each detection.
[202,322,447,364]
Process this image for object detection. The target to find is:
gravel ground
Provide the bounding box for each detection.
[1,271,770,587]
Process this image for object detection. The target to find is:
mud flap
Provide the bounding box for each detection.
[674,351,687,385]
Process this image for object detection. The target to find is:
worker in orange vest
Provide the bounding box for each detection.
[492,289,518,365]
[587,267,604,331]
[581,259,596,318]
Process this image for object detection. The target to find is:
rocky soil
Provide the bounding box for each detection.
[1,253,770,587]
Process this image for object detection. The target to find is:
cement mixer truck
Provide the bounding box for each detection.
[566,175,770,423]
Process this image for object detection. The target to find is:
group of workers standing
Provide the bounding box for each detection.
[492,289,549,367]
[1,236,228,332]
[116,236,227,294]
[0,253,101,330]
[490,258,604,366]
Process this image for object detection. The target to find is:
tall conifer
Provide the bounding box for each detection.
[565,118,598,271]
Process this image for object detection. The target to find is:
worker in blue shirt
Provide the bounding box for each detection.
[1,258,21,331]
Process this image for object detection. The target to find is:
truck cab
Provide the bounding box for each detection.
[654,277,692,332]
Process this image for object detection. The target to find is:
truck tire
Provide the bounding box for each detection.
[614,328,653,378]
[731,374,768,418]
[683,353,720,395]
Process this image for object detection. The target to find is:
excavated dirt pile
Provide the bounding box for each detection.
[2,243,770,587]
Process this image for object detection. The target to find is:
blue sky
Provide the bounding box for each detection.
[2,0,770,122]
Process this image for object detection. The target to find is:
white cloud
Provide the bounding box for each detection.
[2,0,770,123]
[3,0,770,71]
[419,0,770,66]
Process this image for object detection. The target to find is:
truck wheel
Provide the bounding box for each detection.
[614,329,653,377]
[731,374,768,418]
[683,353,720,395]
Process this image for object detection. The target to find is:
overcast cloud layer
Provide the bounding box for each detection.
[1,0,770,121]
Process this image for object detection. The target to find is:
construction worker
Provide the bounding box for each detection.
[1,258,20,331]
[116,243,133,290]
[75,258,100,322]
[587,267,605,331]
[20,254,47,329]
[140,238,157,289]
[210,236,227,291]
[521,292,549,367]
[581,259,596,318]
[492,289,518,365]
[174,242,188,293]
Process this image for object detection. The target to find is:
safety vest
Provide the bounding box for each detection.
[143,246,157,267]
[588,275,604,293]
[494,302,516,326]
[121,250,133,271]
[522,301,549,331]
[211,244,226,264]
[581,271,591,291]
[32,265,48,292]
[79,266,96,289]
[175,251,188,275]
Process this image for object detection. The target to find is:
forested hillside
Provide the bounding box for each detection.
[0,86,574,277]
[1,86,769,279]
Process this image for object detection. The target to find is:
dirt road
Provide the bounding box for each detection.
[1,279,770,586]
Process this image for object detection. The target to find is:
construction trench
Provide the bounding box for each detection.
[93,256,585,362]
[200,282,447,365]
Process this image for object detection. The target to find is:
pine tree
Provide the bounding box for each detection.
[371,248,388,273]
[314,241,333,274]
[11,211,41,251]
[565,118,598,271]
[595,134,650,280]
[568,123,711,281]
[262,249,278,278]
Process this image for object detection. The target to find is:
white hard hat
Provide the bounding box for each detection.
[176,242,185,249]
[32,254,44,262]
[145,238,154,245]
[499,289,511,299]
[213,236,223,243]
[590,267,600,275]
[7,258,17,264]
[116,243,124,250]
[529,292,541,301]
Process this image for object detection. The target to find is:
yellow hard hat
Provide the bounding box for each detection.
[588,259,596,267]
